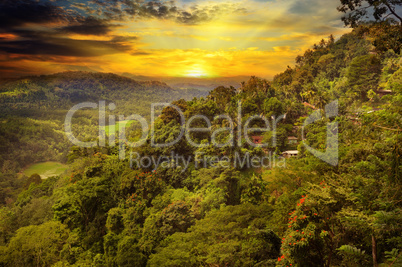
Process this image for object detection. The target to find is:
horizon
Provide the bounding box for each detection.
[0,70,262,84]
[0,0,351,79]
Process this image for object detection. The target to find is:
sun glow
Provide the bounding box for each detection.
[183,65,211,77]
[0,0,352,79]
[185,69,208,77]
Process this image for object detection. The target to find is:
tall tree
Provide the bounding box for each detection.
[337,0,402,28]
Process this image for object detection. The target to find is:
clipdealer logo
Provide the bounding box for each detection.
[302,100,339,166]
[64,100,339,169]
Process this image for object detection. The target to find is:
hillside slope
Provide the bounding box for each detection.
[0,71,208,171]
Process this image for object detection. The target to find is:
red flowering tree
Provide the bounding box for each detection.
[277,180,363,267]
[120,170,166,206]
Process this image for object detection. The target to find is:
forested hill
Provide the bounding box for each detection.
[0,26,401,267]
[270,26,400,108]
[0,71,208,172]
[0,71,204,112]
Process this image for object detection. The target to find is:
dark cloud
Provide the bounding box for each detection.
[0,65,28,71]
[4,28,56,40]
[88,0,245,25]
[0,0,135,58]
[0,0,70,29]
[288,1,315,15]
[110,35,139,42]
[0,0,245,62]
[130,50,151,56]
[0,37,131,57]
[0,0,118,37]
[0,0,245,36]
[286,0,342,22]
[60,16,116,36]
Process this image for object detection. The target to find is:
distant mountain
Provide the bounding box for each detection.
[0,71,208,114]
[120,73,251,90]
[0,71,210,168]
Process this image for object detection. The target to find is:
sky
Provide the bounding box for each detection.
[0,0,351,79]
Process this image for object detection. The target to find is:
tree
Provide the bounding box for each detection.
[160,99,187,124]
[263,97,285,117]
[0,207,17,246]
[386,65,402,93]
[240,76,270,94]
[337,0,402,28]
[0,221,69,267]
[24,174,42,189]
[278,180,374,267]
[365,23,402,53]
[346,55,381,100]
[207,86,236,111]
[241,174,269,204]
[148,204,281,267]
[262,124,293,152]
[139,200,195,255]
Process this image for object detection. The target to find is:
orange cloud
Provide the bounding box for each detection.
[0,0,353,79]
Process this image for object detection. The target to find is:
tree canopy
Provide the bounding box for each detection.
[338,0,402,28]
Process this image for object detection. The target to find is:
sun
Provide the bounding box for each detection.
[185,69,208,77]
[172,63,218,78]
[182,64,212,78]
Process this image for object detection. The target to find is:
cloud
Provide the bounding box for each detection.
[0,0,352,78]
[287,0,341,17]
[288,0,316,15]
[0,0,71,29]
[0,37,131,57]
[85,0,247,25]
[60,17,117,36]
[174,3,247,24]
[273,46,291,52]
[110,35,139,42]
[0,65,29,71]
[0,0,246,63]
[0,1,138,59]
[130,50,152,56]
[0,33,18,41]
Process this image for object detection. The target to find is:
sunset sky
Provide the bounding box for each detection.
[0,0,351,79]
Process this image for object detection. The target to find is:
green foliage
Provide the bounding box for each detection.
[25,174,42,187]
[207,86,236,111]
[346,54,381,100]
[241,174,268,204]
[139,200,195,255]
[384,248,402,265]
[263,97,285,117]
[337,245,370,266]
[148,204,280,267]
[0,71,207,170]
[0,207,17,245]
[337,0,402,28]
[0,172,25,205]
[386,65,402,93]
[0,221,69,267]
[0,24,401,267]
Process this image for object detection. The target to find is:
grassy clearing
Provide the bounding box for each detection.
[103,120,135,135]
[23,161,68,179]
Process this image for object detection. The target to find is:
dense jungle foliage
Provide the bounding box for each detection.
[0,72,207,171]
[0,24,401,267]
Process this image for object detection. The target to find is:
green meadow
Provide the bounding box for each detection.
[23,161,68,179]
[102,120,135,135]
